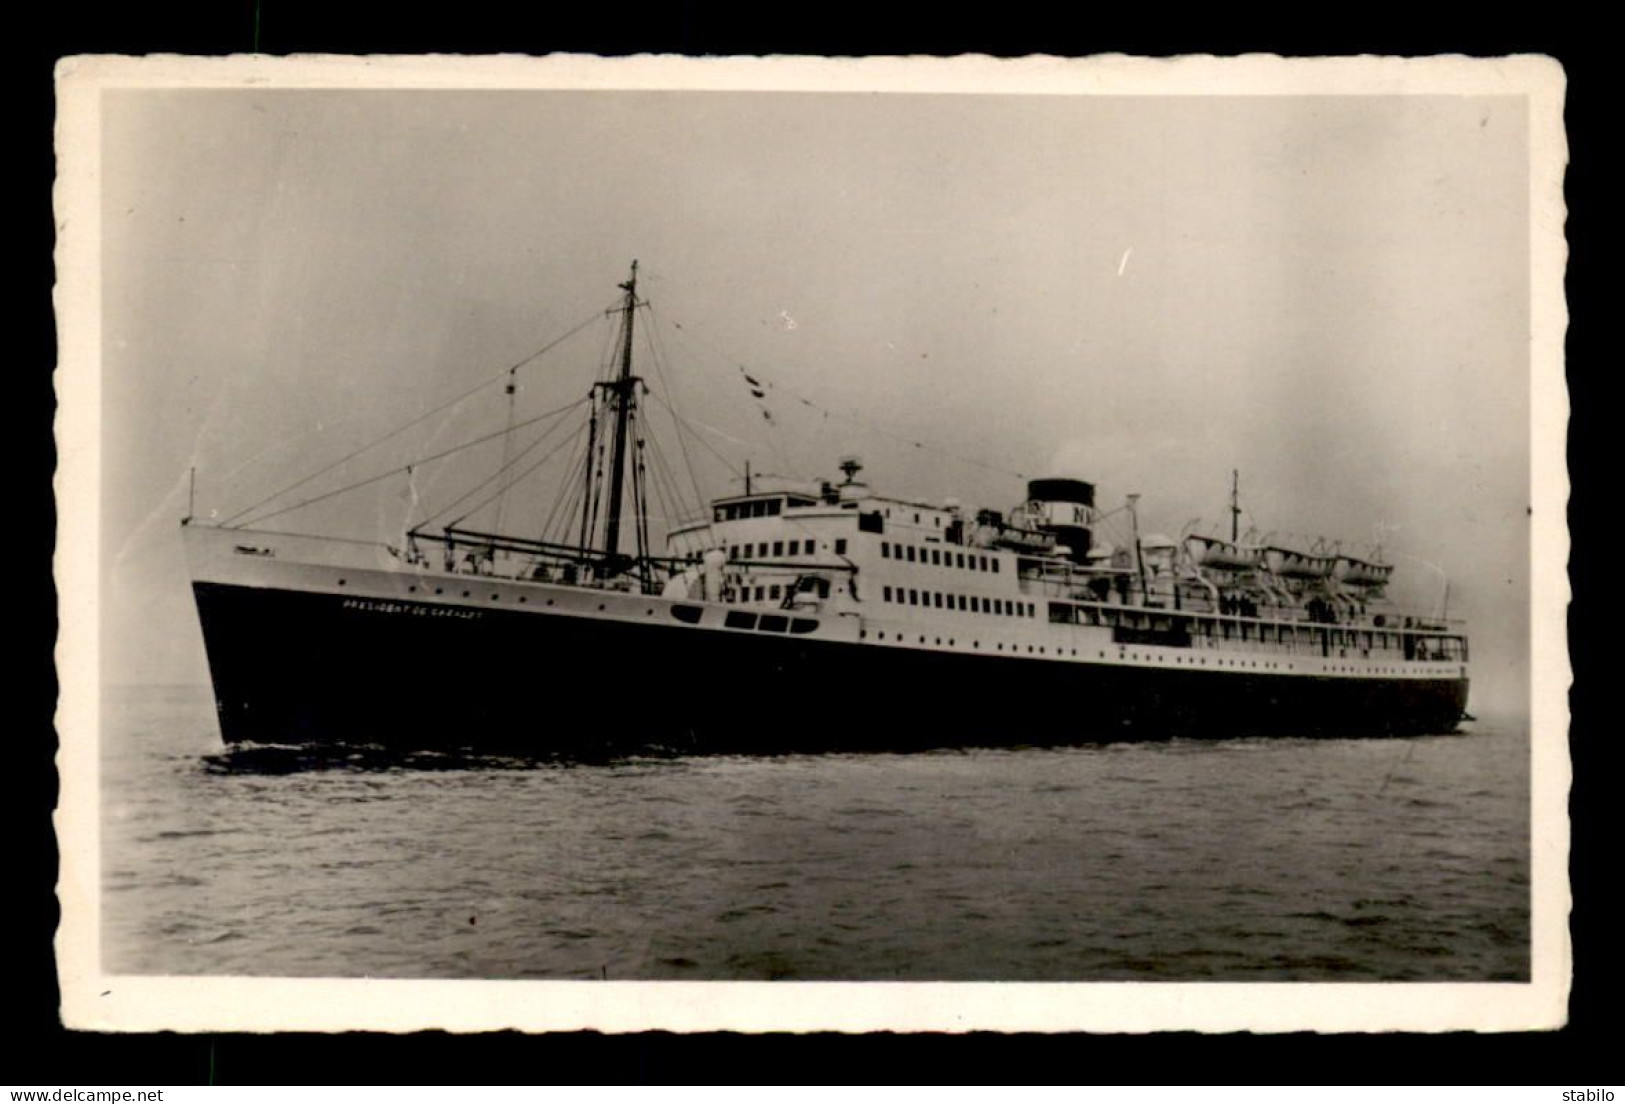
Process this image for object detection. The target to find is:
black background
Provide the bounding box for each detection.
[26,3,1605,1085]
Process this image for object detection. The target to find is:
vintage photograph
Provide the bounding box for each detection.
[55,54,1568,1032]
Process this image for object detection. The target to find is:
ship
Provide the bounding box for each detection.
[182,262,1470,753]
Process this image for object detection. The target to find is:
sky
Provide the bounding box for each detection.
[96,85,1534,714]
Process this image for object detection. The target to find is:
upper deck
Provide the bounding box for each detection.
[658,479,1467,673]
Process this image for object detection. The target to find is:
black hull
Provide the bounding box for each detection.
[193,582,1469,754]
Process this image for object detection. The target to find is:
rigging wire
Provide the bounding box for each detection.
[655,307,1029,481]
[232,397,590,529]
[643,390,746,481]
[643,428,704,543]
[219,309,607,528]
[541,429,594,546]
[631,369,707,531]
[416,400,586,530]
[445,422,589,531]
[642,302,708,513]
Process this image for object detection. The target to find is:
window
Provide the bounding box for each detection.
[979,556,989,571]
[714,507,727,523]
[957,595,967,610]
[773,541,784,557]
[768,499,782,516]
[729,545,739,559]
[725,610,758,630]
[992,559,1000,574]
[906,546,916,562]
[909,589,919,606]
[769,585,781,600]
[914,513,921,524]
[994,599,1004,615]
[754,586,765,601]
[933,593,943,608]
[956,553,965,569]
[881,542,890,558]
[757,543,769,558]
[883,585,893,602]
[971,596,981,612]
[759,614,788,632]
[835,539,847,555]
[930,549,941,565]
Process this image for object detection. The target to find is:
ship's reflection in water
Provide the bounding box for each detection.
[201,744,650,775]
[199,730,1457,776]
[105,685,1529,983]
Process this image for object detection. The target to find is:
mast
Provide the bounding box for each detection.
[1128,492,1149,604]
[1230,469,1241,543]
[602,260,641,563]
[577,394,600,555]
[492,367,518,537]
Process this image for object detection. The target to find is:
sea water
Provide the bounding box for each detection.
[98,684,1529,981]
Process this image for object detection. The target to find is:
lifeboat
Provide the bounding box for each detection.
[1335,556,1395,587]
[1185,533,1264,571]
[1264,545,1337,579]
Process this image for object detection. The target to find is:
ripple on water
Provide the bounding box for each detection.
[100,691,1531,982]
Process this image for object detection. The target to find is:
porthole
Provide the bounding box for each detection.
[338,578,346,586]
[518,596,526,604]
[598,603,606,611]
[408,585,417,593]
[860,630,867,639]
[545,598,554,606]
[462,590,471,598]
[491,593,500,601]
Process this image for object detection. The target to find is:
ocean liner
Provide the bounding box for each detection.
[183,263,1470,753]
